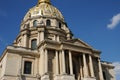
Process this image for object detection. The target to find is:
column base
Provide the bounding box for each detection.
[54,74,75,80]
[54,75,61,80]
[81,77,96,80]
[41,73,50,80]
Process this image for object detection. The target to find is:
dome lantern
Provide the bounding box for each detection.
[38,0,51,4]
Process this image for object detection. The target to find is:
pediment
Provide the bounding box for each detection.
[66,39,92,48]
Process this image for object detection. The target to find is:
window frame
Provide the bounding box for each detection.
[46,19,51,26]
[24,61,32,74]
[33,20,38,27]
[22,58,35,75]
[59,22,62,28]
[31,39,37,50]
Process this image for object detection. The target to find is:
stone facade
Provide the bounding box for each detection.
[0,0,115,80]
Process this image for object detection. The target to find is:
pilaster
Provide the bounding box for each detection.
[45,49,48,73]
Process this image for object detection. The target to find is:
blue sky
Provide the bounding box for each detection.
[0,0,120,79]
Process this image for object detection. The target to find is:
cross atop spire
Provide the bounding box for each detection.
[38,0,51,4]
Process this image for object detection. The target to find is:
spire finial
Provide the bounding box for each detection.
[38,0,51,4]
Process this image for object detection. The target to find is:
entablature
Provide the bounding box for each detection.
[38,39,100,57]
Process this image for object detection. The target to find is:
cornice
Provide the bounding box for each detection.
[0,46,40,62]
[21,15,65,26]
[37,39,100,56]
[101,61,115,68]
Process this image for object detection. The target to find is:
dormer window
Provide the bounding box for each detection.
[31,39,37,50]
[33,20,38,27]
[46,20,51,26]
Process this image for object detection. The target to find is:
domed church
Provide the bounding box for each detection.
[0,0,115,80]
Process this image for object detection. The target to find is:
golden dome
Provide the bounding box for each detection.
[23,0,64,21]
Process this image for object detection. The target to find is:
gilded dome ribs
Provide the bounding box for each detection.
[23,0,64,22]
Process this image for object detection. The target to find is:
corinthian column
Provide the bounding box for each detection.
[56,50,59,75]
[89,55,94,77]
[83,54,88,77]
[59,51,62,74]
[98,58,104,80]
[69,51,73,75]
[62,50,66,74]
[79,56,83,78]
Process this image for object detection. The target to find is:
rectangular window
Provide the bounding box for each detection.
[24,61,32,74]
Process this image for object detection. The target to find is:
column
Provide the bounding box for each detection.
[23,34,27,47]
[69,51,73,75]
[59,51,62,74]
[41,48,45,74]
[37,27,45,42]
[56,50,59,75]
[83,54,88,77]
[62,50,66,74]
[98,58,104,80]
[37,31,40,45]
[40,31,44,41]
[79,56,83,78]
[56,35,59,41]
[45,49,48,73]
[89,55,94,77]
[67,33,71,40]
[53,35,56,41]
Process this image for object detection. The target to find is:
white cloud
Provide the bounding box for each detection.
[113,62,120,75]
[113,62,120,80]
[107,13,120,29]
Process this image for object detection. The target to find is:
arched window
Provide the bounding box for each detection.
[46,20,51,26]
[33,20,38,27]
[31,39,37,50]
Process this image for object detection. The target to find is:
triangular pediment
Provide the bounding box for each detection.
[65,38,93,48]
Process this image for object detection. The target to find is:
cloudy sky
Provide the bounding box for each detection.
[0,0,120,79]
